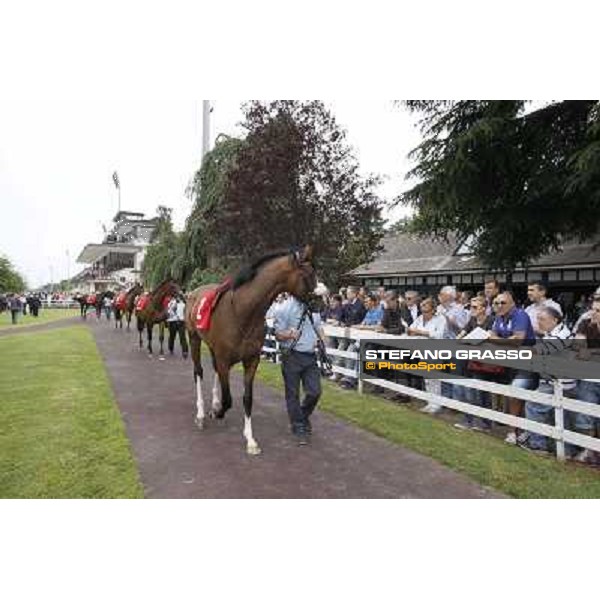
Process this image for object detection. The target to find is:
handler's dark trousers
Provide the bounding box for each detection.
[11,309,18,324]
[281,350,322,432]
[168,320,189,356]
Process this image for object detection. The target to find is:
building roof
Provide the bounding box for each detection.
[349,233,600,277]
[77,243,141,264]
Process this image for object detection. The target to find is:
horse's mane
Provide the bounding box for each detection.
[151,278,176,295]
[232,250,293,290]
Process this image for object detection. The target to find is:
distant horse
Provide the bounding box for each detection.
[74,294,88,319]
[184,246,317,455]
[136,279,180,355]
[124,283,143,331]
[114,284,142,330]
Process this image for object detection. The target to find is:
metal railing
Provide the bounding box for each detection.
[263,320,600,462]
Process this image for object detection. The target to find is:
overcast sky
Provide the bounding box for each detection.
[0,6,424,288]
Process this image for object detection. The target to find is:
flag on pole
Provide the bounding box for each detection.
[112,171,120,189]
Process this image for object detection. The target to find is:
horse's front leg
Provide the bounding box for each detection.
[242,355,261,455]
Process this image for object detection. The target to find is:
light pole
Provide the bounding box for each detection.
[202,100,211,161]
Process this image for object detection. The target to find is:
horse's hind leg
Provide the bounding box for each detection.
[190,333,205,429]
[158,322,165,357]
[146,323,153,355]
[137,317,144,349]
[242,355,261,455]
[209,350,221,415]
[211,361,233,420]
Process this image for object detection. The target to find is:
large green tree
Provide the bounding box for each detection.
[0,255,26,292]
[398,100,600,269]
[141,206,182,288]
[186,101,385,287]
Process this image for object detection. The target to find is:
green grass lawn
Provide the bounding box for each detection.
[0,325,143,498]
[251,359,600,498]
[0,308,80,330]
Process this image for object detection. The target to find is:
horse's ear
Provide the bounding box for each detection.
[301,245,313,262]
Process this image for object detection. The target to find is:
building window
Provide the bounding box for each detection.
[527,271,542,282]
[579,270,593,281]
[512,272,526,283]
[563,270,577,282]
[548,271,562,282]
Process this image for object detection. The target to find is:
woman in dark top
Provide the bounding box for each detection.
[457,296,495,338]
[378,290,411,335]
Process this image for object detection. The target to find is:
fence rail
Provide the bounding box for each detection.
[263,321,600,462]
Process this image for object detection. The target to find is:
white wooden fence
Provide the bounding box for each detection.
[263,320,600,462]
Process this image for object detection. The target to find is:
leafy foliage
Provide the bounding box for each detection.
[188,101,385,287]
[181,136,245,282]
[398,100,600,269]
[0,255,26,292]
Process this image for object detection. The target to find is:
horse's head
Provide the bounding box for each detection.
[285,245,317,301]
[151,279,181,308]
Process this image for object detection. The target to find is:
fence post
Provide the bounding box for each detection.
[357,339,364,395]
[554,379,566,461]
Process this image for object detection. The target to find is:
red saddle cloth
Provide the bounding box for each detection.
[136,294,150,313]
[115,292,127,310]
[87,294,97,305]
[195,278,232,332]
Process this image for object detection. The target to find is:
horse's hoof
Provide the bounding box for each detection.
[195,417,205,430]
[247,444,262,456]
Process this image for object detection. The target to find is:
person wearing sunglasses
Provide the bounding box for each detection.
[454,296,497,431]
[488,290,538,445]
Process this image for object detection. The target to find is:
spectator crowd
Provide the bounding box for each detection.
[266,280,600,465]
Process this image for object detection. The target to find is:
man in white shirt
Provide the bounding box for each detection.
[167,294,189,359]
[525,281,563,336]
[437,286,469,339]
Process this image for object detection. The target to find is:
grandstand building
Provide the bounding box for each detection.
[74,211,157,292]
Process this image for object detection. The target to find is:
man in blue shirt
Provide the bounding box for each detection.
[488,290,538,445]
[340,294,384,389]
[274,295,324,444]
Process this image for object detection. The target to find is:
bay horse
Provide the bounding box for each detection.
[74,293,88,319]
[184,246,317,455]
[123,283,144,331]
[136,279,180,355]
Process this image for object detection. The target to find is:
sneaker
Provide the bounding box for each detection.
[471,423,492,433]
[296,434,310,446]
[519,443,550,456]
[517,431,530,445]
[574,449,593,463]
[504,432,517,445]
[454,422,472,431]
